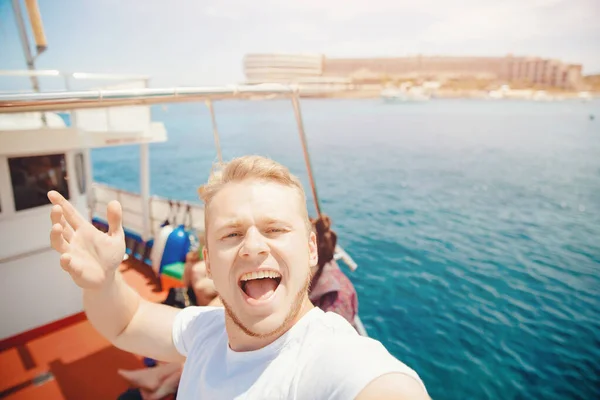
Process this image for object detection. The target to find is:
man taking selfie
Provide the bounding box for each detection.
[48,155,428,399]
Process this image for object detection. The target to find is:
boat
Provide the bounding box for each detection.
[0,2,365,398]
[488,85,561,101]
[578,91,592,102]
[381,83,431,103]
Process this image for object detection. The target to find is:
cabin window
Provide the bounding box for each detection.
[75,152,86,195]
[9,154,70,211]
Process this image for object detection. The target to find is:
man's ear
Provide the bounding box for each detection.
[308,231,318,267]
[202,246,212,279]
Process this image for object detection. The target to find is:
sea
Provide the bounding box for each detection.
[92,98,600,400]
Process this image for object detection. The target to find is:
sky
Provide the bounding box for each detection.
[0,0,599,89]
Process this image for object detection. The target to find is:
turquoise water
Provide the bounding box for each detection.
[92,99,600,399]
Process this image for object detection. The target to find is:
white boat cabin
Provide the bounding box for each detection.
[0,105,166,340]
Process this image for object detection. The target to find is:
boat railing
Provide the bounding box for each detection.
[92,182,205,241]
[0,69,150,89]
[0,69,163,140]
[91,182,359,272]
[0,83,303,113]
[0,85,360,273]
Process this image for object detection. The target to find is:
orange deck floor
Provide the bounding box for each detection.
[0,259,178,400]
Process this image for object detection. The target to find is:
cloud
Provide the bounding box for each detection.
[4,0,597,87]
[249,0,598,68]
[286,22,322,40]
[268,0,598,38]
[419,0,599,45]
[204,5,241,20]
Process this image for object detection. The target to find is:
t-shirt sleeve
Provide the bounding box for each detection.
[172,306,223,357]
[310,336,427,400]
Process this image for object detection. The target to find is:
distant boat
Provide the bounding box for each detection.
[532,90,554,102]
[578,91,592,103]
[381,86,430,103]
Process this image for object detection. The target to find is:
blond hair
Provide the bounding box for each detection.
[198,155,311,234]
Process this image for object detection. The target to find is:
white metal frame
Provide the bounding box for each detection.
[0,69,149,80]
[0,156,14,217]
[0,84,300,113]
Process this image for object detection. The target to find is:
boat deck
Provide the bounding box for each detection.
[0,259,177,400]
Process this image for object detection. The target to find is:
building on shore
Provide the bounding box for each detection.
[243,54,583,90]
[243,53,352,92]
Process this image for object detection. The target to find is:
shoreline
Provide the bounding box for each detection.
[301,88,599,100]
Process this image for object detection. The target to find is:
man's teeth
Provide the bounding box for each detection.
[240,270,282,281]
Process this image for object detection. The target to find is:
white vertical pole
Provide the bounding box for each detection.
[64,73,94,220]
[291,94,321,218]
[140,77,152,241]
[140,143,150,241]
[83,149,93,221]
[205,100,223,163]
[11,0,46,126]
[11,0,41,92]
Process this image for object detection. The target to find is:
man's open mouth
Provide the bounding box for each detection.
[239,270,282,301]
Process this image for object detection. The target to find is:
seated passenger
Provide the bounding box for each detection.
[308,214,359,328]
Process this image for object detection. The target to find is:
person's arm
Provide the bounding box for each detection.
[309,336,429,400]
[83,272,184,362]
[48,191,184,363]
[355,373,430,400]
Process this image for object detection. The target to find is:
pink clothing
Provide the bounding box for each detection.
[309,260,358,326]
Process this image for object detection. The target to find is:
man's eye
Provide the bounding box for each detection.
[224,232,240,239]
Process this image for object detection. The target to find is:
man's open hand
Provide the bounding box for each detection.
[48,190,126,289]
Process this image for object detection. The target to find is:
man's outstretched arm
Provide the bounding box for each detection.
[48,191,184,363]
[355,373,430,400]
[83,271,184,362]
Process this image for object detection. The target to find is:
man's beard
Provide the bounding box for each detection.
[221,269,312,339]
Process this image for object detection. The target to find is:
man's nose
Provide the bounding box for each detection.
[239,227,269,259]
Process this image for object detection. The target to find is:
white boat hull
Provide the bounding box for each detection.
[0,248,83,339]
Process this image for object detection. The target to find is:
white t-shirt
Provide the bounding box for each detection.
[172,306,426,399]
